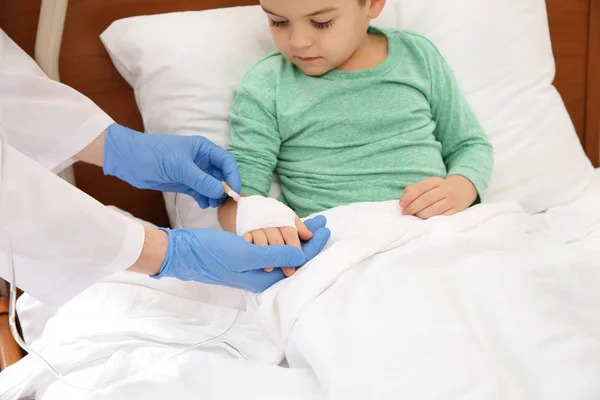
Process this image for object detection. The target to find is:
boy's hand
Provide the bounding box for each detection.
[243,217,313,277]
[399,175,478,219]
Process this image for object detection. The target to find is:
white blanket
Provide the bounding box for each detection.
[253,197,600,399]
[2,175,600,400]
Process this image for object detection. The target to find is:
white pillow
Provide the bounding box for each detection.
[100,1,594,230]
[100,5,399,229]
[394,0,594,211]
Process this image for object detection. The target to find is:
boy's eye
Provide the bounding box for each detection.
[269,19,288,28]
[312,20,333,30]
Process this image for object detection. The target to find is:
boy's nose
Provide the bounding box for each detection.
[289,28,312,49]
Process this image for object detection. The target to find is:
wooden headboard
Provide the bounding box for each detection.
[0,0,599,230]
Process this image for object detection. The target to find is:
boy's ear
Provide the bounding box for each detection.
[367,0,386,19]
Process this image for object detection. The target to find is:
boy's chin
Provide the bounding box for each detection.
[295,63,334,77]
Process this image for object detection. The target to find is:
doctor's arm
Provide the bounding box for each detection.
[2,29,240,209]
[126,226,167,275]
[74,123,243,209]
[2,143,324,305]
[1,31,332,299]
[75,131,106,167]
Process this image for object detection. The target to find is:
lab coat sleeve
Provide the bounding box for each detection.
[0,30,145,305]
[0,29,115,172]
[0,144,145,306]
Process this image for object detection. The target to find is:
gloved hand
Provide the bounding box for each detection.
[153,216,331,292]
[103,123,241,208]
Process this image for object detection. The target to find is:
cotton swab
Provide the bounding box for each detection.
[222,182,241,202]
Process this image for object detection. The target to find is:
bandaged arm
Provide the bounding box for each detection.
[219,66,282,232]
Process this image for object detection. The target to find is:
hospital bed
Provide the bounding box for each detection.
[0,0,599,397]
[0,0,598,232]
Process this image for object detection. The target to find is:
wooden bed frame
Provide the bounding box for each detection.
[0,0,599,371]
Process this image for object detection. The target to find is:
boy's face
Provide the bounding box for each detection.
[260,0,385,76]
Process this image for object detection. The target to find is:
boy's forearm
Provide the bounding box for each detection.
[218,197,239,233]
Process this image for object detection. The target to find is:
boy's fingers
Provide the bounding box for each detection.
[281,227,302,250]
[251,230,268,246]
[418,176,444,190]
[264,228,285,245]
[280,227,301,277]
[415,199,451,220]
[400,177,443,209]
[242,232,254,243]
[263,228,284,273]
[400,186,421,209]
[295,217,313,241]
[402,187,444,216]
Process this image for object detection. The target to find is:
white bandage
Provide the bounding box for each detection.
[236,196,297,236]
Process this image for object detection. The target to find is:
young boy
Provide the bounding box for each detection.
[218,0,493,276]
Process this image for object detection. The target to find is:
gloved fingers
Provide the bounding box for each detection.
[208,169,226,208]
[185,188,210,209]
[302,215,327,234]
[295,217,313,241]
[226,171,242,196]
[210,167,225,183]
[240,268,286,292]
[102,124,137,177]
[181,163,225,200]
[301,227,331,262]
[208,146,242,194]
[236,243,307,272]
[209,197,224,208]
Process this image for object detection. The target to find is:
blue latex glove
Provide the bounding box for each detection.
[153,216,331,292]
[299,216,332,262]
[103,123,241,208]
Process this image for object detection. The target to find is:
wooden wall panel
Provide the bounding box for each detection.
[0,0,41,57]
[586,0,600,166]
[0,298,24,370]
[547,0,590,144]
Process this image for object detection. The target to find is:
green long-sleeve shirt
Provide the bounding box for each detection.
[229,27,493,218]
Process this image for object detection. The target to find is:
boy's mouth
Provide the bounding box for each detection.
[295,56,321,62]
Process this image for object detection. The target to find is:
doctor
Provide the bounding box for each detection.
[0,30,330,306]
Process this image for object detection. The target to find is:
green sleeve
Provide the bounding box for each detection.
[228,83,280,197]
[423,39,494,202]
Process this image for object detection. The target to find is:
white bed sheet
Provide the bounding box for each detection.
[1,170,599,400]
[253,171,600,399]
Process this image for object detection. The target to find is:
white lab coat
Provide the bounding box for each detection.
[0,29,145,306]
